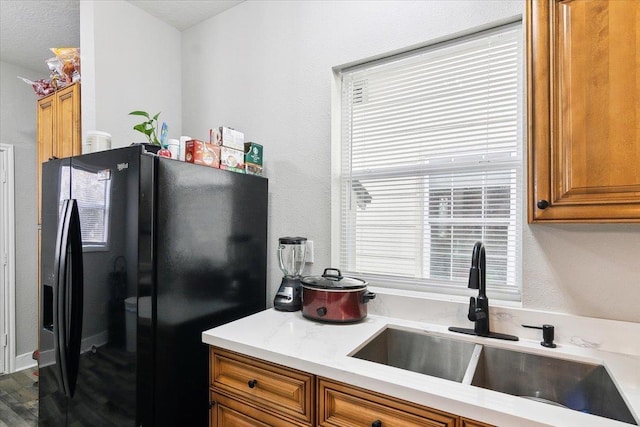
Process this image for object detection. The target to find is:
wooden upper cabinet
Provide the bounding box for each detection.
[36,83,81,223]
[527,0,640,222]
[55,84,82,159]
[36,96,55,224]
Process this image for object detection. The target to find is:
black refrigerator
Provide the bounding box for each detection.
[39,145,268,426]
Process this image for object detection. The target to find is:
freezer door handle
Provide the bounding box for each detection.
[53,199,71,397]
[66,199,84,398]
[53,199,84,398]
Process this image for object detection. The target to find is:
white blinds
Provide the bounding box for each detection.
[60,165,111,247]
[338,23,522,299]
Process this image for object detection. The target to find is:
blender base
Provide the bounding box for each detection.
[273,277,302,311]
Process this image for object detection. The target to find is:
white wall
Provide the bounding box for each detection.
[80,0,182,148]
[523,224,639,320]
[0,61,40,358]
[181,0,640,323]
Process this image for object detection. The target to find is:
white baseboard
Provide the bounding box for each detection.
[80,330,109,354]
[14,352,37,372]
[37,330,110,369]
[10,331,109,373]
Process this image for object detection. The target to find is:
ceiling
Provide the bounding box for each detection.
[0,0,244,74]
[128,0,243,31]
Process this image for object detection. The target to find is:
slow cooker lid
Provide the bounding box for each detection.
[302,268,367,290]
[279,236,307,244]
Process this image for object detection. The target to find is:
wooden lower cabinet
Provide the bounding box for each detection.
[209,347,314,426]
[210,390,297,427]
[209,347,494,427]
[460,418,494,427]
[318,378,456,427]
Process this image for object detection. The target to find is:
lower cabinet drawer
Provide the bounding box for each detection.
[318,378,457,427]
[210,389,305,427]
[211,400,270,427]
[210,347,314,425]
[461,418,494,427]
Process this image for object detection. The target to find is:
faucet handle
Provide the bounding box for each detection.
[468,297,477,321]
[468,297,487,322]
[523,324,556,348]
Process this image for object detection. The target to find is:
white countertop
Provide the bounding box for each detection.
[202,308,640,427]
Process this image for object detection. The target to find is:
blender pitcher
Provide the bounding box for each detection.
[273,237,307,311]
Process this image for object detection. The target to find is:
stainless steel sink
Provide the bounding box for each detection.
[350,327,477,382]
[470,346,638,425]
[350,327,638,425]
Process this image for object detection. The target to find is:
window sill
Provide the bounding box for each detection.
[367,285,523,308]
[366,285,523,328]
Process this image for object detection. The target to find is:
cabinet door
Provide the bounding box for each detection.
[318,378,457,427]
[211,402,271,427]
[527,0,640,222]
[37,94,55,224]
[210,347,314,425]
[56,83,81,159]
[461,418,494,427]
[210,390,307,427]
[36,83,81,224]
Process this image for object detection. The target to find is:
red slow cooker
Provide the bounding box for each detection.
[301,268,376,323]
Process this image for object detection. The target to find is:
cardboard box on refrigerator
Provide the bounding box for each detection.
[220,146,245,173]
[185,140,220,168]
[244,142,263,176]
[219,127,244,150]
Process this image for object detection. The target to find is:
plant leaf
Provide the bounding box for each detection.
[133,124,147,133]
[152,112,161,120]
[129,111,150,118]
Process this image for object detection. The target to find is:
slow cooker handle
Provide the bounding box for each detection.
[361,291,376,303]
[322,268,343,280]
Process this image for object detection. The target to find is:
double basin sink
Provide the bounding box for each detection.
[350,326,638,425]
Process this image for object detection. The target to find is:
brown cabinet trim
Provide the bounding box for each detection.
[317,377,458,427]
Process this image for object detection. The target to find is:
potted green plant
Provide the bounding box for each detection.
[129,110,161,145]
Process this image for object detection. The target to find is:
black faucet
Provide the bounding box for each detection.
[467,242,490,335]
[449,242,518,341]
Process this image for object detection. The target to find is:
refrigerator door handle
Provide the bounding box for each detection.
[53,199,72,397]
[65,199,84,398]
[54,199,84,398]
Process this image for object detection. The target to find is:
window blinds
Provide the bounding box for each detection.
[338,23,523,299]
[60,165,111,247]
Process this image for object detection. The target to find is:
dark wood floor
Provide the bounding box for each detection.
[0,367,38,427]
[2,344,137,426]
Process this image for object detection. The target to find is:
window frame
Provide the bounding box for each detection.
[331,20,525,302]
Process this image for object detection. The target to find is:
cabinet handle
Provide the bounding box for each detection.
[537,199,549,209]
[248,379,258,388]
[372,420,382,427]
[208,400,215,409]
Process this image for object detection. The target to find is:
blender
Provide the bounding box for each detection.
[273,237,307,311]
